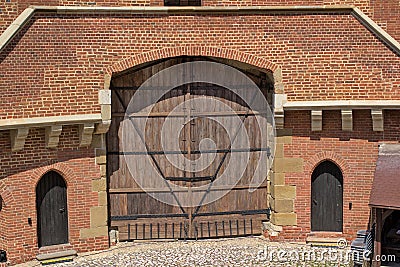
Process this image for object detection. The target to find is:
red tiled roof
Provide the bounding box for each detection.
[369,144,400,210]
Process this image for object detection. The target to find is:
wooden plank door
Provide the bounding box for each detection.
[187,83,269,238]
[311,161,343,232]
[108,82,190,240]
[107,58,271,240]
[36,171,68,247]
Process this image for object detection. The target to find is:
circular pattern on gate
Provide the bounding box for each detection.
[121,61,276,207]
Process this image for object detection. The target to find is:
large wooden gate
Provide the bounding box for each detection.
[107,57,273,240]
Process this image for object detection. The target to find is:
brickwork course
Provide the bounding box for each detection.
[0,0,399,265]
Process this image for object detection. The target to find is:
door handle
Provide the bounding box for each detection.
[59,208,65,213]
[312,199,318,205]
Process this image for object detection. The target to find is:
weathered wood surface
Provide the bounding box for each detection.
[108,57,273,239]
[36,171,69,247]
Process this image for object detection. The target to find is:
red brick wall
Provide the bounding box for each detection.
[0,1,399,264]
[1,12,399,120]
[0,126,108,265]
[0,1,18,34]
[2,1,400,40]
[0,183,12,263]
[280,109,400,241]
[369,0,400,43]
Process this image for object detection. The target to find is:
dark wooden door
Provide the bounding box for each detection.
[311,161,343,232]
[36,171,68,247]
[107,57,273,240]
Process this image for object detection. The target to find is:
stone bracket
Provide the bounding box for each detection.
[10,128,29,152]
[371,109,384,131]
[341,109,353,131]
[311,110,322,131]
[45,125,63,148]
[94,120,111,134]
[79,123,95,147]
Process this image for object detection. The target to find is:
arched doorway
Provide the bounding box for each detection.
[107,56,275,240]
[311,160,343,232]
[36,171,68,247]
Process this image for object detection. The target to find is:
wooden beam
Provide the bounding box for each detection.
[341,109,353,131]
[109,185,267,194]
[79,123,95,147]
[311,110,322,131]
[45,125,62,148]
[374,208,382,267]
[10,128,29,152]
[113,110,264,118]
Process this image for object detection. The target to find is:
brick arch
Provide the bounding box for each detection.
[305,151,350,178]
[30,162,78,189]
[107,46,280,75]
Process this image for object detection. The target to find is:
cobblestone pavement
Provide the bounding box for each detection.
[41,237,353,267]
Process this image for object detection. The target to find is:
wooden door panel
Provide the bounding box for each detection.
[108,58,271,239]
[126,193,179,215]
[195,186,267,214]
[109,194,128,217]
[36,172,68,247]
[311,161,343,232]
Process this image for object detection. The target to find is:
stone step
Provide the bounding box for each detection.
[36,249,77,265]
[306,236,346,247]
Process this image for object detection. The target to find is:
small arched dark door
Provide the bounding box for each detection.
[311,161,343,232]
[36,171,68,247]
